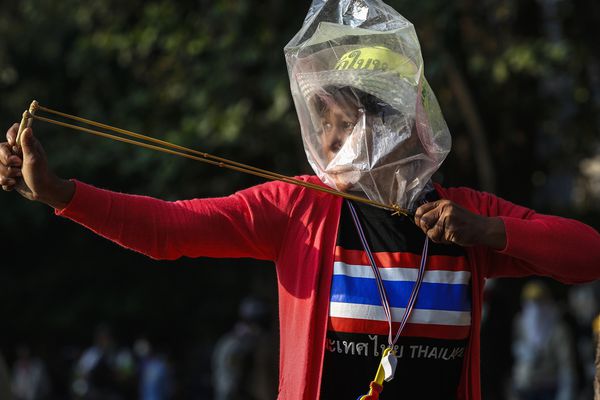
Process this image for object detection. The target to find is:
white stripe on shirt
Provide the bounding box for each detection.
[329,302,472,326]
[333,262,471,285]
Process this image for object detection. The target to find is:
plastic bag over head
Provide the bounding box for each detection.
[284,0,451,210]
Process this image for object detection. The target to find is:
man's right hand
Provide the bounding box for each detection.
[0,123,74,209]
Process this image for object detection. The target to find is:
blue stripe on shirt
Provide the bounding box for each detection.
[330,275,471,312]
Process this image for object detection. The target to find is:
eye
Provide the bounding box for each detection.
[321,121,333,132]
[342,121,355,132]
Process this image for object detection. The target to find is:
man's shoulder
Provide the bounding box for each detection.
[231,175,330,214]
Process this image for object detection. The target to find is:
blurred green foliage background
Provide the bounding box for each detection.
[1,0,599,397]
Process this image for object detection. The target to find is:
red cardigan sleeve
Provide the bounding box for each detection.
[436,185,600,283]
[56,179,299,261]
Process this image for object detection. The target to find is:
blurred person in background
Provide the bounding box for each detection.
[71,324,135,400]
[212,297,277,400]
[2,0,600,399]
[568,282,600,399]
[134,336,173,400]
[11,345,50,400]
[511,281,577,400]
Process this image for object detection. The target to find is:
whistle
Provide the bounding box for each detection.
[356,347,396,400]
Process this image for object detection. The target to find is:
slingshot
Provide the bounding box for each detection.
[15,100,411,217]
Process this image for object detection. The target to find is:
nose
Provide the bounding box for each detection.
[329,125,350,150]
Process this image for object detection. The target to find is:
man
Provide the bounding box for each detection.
[1,0,600,399]
[511,281,576,400]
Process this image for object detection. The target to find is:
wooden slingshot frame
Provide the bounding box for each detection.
[15,100,412,217]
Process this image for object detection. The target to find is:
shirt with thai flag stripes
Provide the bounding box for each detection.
[320,197,472,399]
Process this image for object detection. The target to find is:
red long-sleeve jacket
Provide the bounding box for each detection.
[57,176,600,400]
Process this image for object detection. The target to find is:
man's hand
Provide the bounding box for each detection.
[0,123,74,209]
[414,199,506,250]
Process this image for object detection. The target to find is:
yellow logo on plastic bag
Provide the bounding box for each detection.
[334,46,418,78]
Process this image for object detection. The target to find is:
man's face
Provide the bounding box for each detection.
[291,54,452,209]
[311,89,367,192]
[307,86,433,198]
[318,100,361,164]
[311,87,420,193]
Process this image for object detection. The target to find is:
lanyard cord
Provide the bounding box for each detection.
[347,200,429,348]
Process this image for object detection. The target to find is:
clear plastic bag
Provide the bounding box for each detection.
[284,0,451,210]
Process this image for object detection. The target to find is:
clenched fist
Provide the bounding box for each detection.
[0,123,74,208]
[414,199,506,249]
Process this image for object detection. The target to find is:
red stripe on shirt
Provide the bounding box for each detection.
[328,316,471,340]
[334,247,469,271]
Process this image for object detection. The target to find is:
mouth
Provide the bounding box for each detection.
[335,181,354,192]
[328,173,357,192]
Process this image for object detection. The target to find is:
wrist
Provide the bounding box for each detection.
[38,177,75,209]
[480,217,507,250]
